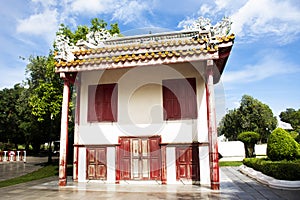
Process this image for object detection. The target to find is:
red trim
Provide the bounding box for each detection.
[73,147,78,181]
[161,145,167,184]
[115,139,120,184]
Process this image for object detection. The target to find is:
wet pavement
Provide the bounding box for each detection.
[0,159,299,199]
[0,156,48,181]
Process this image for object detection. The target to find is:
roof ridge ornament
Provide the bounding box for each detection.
[183,17,232,37]
[54,34,79,62]
[55,28,118,62]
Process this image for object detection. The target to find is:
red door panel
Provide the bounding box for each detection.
[176,146,199,182]
[119,138,131,180]
[87,148,107,180]
[119,136,161,181]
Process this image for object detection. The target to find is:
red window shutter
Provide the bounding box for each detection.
[163,78,197,120]
[88,83,118,122]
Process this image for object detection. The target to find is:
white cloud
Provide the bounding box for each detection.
[112,1,150,25]
[31,0,57,8]
[178,0,300,44]
[16,9,58,42]
[69,0,153,25]
[222,51,300,84]
[70,0,115,15]
[231,0,300,43]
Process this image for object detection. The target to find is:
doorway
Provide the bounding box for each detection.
[118,136,161,181]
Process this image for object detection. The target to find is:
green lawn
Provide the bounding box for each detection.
[219,161,243,167]
[0,163,58,188]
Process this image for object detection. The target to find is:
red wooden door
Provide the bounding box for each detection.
[119,138,131,180]
[131,138,150,180]
[176,146,199,181]
[87,148,107,180]
[119,136,161,180]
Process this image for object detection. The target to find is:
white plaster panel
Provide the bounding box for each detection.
[197,84,209,142]
[199,146,210,185]
[107,147,116,183]
[78,147,87,182]
[166,147,176,184]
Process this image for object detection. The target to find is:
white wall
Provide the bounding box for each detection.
[78,63,208,144]
[218,141,267,161]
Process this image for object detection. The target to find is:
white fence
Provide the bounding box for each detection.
[218,141,267,161]
[0,150,26,162]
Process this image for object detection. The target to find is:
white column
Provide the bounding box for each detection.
[59,79,70,186]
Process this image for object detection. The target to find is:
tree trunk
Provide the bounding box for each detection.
[244,143,256,158]
[48,140,52,163]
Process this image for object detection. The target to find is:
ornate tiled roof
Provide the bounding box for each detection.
[55,17,235,73]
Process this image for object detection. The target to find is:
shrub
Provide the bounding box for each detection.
[237,131,260,144]
[237,131,260,158]
[243,158,300,181]
[267,128,300,161]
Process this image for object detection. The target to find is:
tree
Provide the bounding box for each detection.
[218,95,277,142]
[0,84,25,149]
[237,131,260,158]
[26,53,62,161]
[280,108,300,133]
[26,18,121,162]
[218,109,242,140]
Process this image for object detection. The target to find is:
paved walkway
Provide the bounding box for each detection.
[0,163,299,199]
[0,156,48,181]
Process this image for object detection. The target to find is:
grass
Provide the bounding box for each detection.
[0,163,58,188]
[219,161,243,167]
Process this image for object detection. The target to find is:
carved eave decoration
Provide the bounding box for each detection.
[54,17,235,82]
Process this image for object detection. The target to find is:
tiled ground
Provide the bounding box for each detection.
[0,161,299,200]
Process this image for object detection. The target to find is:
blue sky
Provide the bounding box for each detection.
[0,0,300,121]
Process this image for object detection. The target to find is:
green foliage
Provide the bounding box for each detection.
[219,161,243,167]
[56,18,120,46]
[218,95,277,142]
[290,131,299,139]
[267,128,300,161]
[243,158,300,181]
[280,108,300,132]
[237,132,260,144]
[237,131,260,158]
[0,84,26,147]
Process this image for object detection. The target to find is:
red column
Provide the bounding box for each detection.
[161,145,167,184]
[59,79,70,186]
[73,73,81,182]
[206,63,220,190]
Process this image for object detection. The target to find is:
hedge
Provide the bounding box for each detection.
[267,128,300,161]
[243,158,300,181]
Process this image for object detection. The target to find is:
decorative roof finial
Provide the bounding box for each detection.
[182,17,232,37]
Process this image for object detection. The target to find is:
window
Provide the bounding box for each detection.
[162,78,197,120]
[88,83,118,122]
